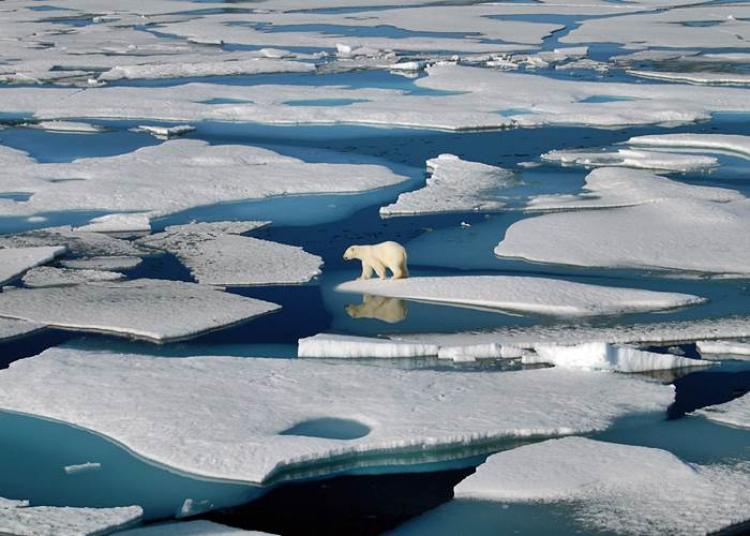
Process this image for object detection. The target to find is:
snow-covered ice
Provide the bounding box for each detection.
[380,155,515,216]
[134,125,196,139]
[454,437,750,535]
[0,497,142,536]
[695,392,750,430]
[0,279,280,342]
[0,317,45,343]
[0,347,673,484]
[628,133,750,160]
[22,266,124,288]
[628,70,750,86]
[541,148,717,173]
[497,168,750,276]
[529,342,712,373]
[24,121,106,134]
[298,333,439,359]
[64,462,102,475]
[0,246,65,285]
[0,226,144,257]
[121,520,274,535]
[697,340,750,358]
[75,214,152,234]
[99,59,315,82]
[337,276,704,317]
[138,222,323,286]
[60,256,143,271]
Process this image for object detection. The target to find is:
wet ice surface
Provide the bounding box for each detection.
[3,1,750,535]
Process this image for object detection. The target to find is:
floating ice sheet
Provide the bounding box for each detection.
[0,226,144,257]
[628,70,750,86]
[695,392,750,430]
[380,155,514,216]
[99,59,315,82]
[121,520,274,535]
[60,255,143,271]
[298,333,440,358]
[628,133,750,160]
[697,340,750,358]
[0,279,280,342]
[0,246,65,285]
[138,222,322,286]
[454,437,750,535]
[497,168,750,276]
[0,317,45,343]
[0,348,672,484]
[541,148,717,173]
[22,266,124,288]
[337,276,704,317]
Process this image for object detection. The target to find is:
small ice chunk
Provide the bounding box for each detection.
[0,246,65,286]
[298,333,439,359]
[22,267,124,288]
[64,462,101,475]
[438,343,526,360]
[389,61,428,72]
[454,437,750,535]
[134,125,196,139]
[542,148,717,173]
[697,340,750,358]
[25,121,105,134]
[380,155,514,216]
[75,213,152,234]
[531,342,713,372]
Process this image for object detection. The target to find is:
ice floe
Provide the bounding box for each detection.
[0,347,673,484]
[337,276,704,317]
[298,333,439,359]
[99,59,315,82]
[0,141,406,222]
[628,70,750,86]
[64,462,102,476]
[0,246,65,285]
[0,497,142,536]
[695,392,750,430]
[134,125,196,139]
[0,226,144,257]
[541,148,717,173]
[74,214,152,235]
[121,520,273,535]
[497,168,750,276]
[0,317,45,344]
[380,155,514,217]
[628,133,750,160]
[0,279,280,342]
[60,255,143,271]
[697,340,750,358]
[138,222,323,286]
[528,342,712,373]
[454,437,750,535]
[22,266,124,288]
[23,121,106,134]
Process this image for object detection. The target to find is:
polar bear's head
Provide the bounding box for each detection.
[343,245,359,260]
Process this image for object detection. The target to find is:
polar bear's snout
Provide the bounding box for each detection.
[343,241,409,281]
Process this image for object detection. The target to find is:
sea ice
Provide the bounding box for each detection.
[134,125,196,139]
[541,148,717,173]
[0,347,673,484]
[64,462,102,475]
[454,437,750,535]
[121,520,273,535]
[24,121,106,134]
[99,59,315,82]
[0,246,65,285]
[0,279,280,342]
[380,155,514,216]
[138,222,323,286]
[530,342,712,373]
[695,392,750,430]
[628,70,750,86]
[0,498,142,536]
[0,226,144,257]
[497,168,750,276]
[337,276,704,317]
[60,256,143,271]
[74,214,152,235]
[628,133,750,160]
[298,333,439,359]
[697,340,750,358]
[0,317,45,344]
[22,267,124,288]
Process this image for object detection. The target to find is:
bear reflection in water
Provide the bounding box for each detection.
[345,294,408,324]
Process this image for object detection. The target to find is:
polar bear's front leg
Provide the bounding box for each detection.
[359,263,374,280]
[372,262,387,280]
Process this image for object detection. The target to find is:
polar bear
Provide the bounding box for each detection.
[345,295,408,323]
[343,241,409,280]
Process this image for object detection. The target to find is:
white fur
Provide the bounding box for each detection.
[343,241,409,280]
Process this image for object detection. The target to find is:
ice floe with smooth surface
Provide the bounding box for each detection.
[454,437,750,535]
[298,333,439,359]
[121,520,274,535]
[628,133,750,159]
[541,148,717,173]
[138,222,323,286]
[697,340,750,358]
[527,342,712,373]
[380,155,514,216]
[75,213,152,235]
[627,70,750,86]
[22,266,123,288]
[0,246,65,285]
[24,121,106,134]
[497,168,750,276]
[0,347,673,484]
[695,392,750,430]
[0,279,280,342]
[60,255,143,271]
[396,316,750,349]
[0,141,406,221]
[337,276,704,317]
[99,59,315,82]
[0,497,142,536]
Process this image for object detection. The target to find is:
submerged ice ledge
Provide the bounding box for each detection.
[0,348,672,485]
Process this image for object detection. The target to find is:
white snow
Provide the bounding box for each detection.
[0,498,142,536]
[337,276,704,317]
[0,347,673,484]
[138,222,323,286]
[497,168,750,276]
[628,133,750,160]
[0,141,407,222]
[121,520,273,535]
[530,342,712,373]
[437,343,526,361]
[454,437,750,535]
[695,392,750,430]
[0,226,144,257]
[0,279,280,342]
[22,267,124,288]
[380,155,514,216]
[697,340,750,358]
[0,317,45,343]
[99,59,315,81]
[541,148,717,173]
[75,214,152,234]
[628,70,750,86]
[298,333,439,359]
[24,121,106,134]
[64,462,102,475]
[134,125,196,139]
[0,246,66,286]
